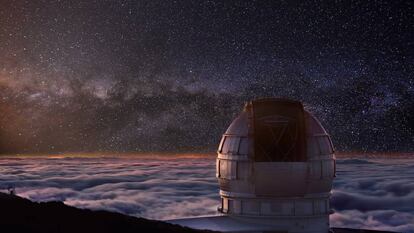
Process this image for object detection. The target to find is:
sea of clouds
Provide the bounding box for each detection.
[0,155,413,232]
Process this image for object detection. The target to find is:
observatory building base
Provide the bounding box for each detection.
[168,216,396,233]
[168,214,329,233]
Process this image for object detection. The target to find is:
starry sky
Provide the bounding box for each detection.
[0,0,412,154]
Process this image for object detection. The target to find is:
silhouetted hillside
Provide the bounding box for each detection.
[0,192,215,233]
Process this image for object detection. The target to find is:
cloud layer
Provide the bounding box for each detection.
[0,155,413,232]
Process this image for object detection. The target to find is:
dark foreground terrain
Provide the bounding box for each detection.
[0,192,214,233]
[0,193,397,233]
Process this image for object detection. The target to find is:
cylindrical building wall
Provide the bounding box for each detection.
[216,99,335,233]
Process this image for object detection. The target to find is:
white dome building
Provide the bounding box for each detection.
[215,98,335,232]
[170,98,336,233]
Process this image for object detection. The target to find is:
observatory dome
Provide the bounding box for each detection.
[216,98,335,233]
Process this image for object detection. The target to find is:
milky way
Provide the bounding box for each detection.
[0,1,413,154]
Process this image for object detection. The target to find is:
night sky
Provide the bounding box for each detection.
[0,0,412,154]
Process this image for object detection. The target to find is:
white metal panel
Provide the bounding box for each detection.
[242,200,260,215]
[307,137,320,158]
[281,201,295,216]
[230,161,237,179]
[320,199,327,214]
[231,199,242,214]
[219,159,226,178]
[322,160,333,178]
[229,137,240,154]
[221,137,230,154]
[268,201,294,216]
[236,162,249,180]
[220,160,237,180]
[295,200,313,216]
[222,136,241,154]
[261,202,272,215]
[312,199,327,215]
[222,197,229,213]
[238,137,249,155]
[310,161,322,179]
